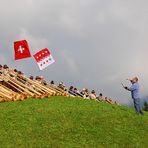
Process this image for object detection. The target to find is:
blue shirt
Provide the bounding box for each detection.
[127,82,140,99]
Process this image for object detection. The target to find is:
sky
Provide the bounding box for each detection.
[0,0,148,105]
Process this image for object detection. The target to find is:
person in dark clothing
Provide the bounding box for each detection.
[50,80,54,84]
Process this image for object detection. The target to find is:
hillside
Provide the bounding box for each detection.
[0,96,147,147]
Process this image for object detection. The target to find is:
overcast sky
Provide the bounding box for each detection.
[0,0,148,104]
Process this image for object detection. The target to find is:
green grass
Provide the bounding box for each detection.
[0,96,147,148]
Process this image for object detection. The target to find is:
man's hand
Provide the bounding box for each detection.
[124,86,128,89]
[121,83,128,90]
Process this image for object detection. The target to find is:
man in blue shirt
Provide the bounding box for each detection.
[124,77,144,115]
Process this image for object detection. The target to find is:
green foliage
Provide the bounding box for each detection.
[143,101,148,111]
[0,97,147,148]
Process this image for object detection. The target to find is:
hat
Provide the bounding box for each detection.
[3,64,9,69]
[91,90,95,93]
[29,76,34,80]
[35,76,41,80]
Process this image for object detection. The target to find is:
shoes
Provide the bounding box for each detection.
[140,111,144,115]
[135,111,144,115]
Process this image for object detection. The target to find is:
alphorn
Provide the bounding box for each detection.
[46,83,68,96]
[0,85,15,98]
[0,85,22,101]
[0,76,26,101]
[1,83,26,100]
[7,71,54,97]
[0,72,30,96]
[3,71,48,98]
[7,69,58,96]
[0,68,68,102]
[22,75,56,95]
[21,74,69,96]
[10,73,47,96]
[16,76,48,95]
[4,76,36,97]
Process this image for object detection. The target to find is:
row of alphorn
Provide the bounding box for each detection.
[0,69,68,102]
[0,68,119,105]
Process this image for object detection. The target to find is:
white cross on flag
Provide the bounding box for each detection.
[14,40,31,60]
[33,48,55,70]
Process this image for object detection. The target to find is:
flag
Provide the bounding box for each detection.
[14,40,31,60]
[33,48,55,70]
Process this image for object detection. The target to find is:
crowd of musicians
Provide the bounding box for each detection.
[0,64,119,105]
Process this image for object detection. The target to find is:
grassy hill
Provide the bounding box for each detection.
[0,97,147,148]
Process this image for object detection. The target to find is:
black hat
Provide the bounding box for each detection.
[3,64,9,69]
[29,76,34,80]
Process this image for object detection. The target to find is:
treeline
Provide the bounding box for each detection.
[143,102,148,111]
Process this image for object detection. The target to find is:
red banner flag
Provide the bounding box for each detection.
[14,40,31,60]
[33,48,55,70]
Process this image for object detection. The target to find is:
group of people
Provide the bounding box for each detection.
[0,64,68,100]
[39,81,119,105]
[68,86,119,105]
[0,64,144,115]
[28,75,119,105]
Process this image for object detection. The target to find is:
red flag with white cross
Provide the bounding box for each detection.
[33,48,55,70]
[14,40,31,60]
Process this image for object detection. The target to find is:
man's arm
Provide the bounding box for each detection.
[124,86,128,90]
[121,83,128,90]
[122,85,136,91]
[126,84,137,91]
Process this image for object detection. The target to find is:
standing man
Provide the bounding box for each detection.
[123,77,144,115]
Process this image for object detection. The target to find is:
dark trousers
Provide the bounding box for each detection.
[133,99,143,115]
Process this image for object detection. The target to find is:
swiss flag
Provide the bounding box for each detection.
[14,40,31,60]
[33,48,55,70]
